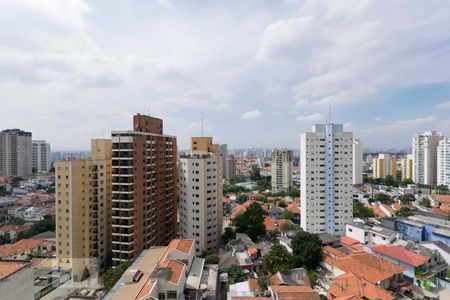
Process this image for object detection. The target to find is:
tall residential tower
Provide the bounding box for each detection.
[271,149,293,194]
[32,140,51,173]
[413,131,443,186]
[300,123,353,236]
[0,129,32,178]
[438,138,450,189]
[352,139,363,185]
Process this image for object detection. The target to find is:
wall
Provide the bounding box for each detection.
[0,264,33,300]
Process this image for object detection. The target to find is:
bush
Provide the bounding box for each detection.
[291,231,322,270]
[101,260,132,292]
[205,254,219,264]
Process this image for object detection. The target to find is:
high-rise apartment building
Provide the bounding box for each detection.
[32,140,51,173]
[111,114,177,265]
[56,139,112,281]
[438,138,450,189]
[352,139,363,185]
[179,137,223,254]
[413,131,443,186]
[373,154,397,180]
[401,154,413,181]
[0,129,32,178]
[225,154,236,180]
[220,144,228,179]
[271,149,293,194]
[300,123,353,236]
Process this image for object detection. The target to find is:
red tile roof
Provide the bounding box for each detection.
[0,239,43,258]
[287,204,300,214]
[329,272,394,300]
[264,216,277,231]
[340,236,359,246]
[270,285,320,300]
[0,261,30,280]
[231,200,254,219]
[159,258,185,285]
[0,224,31,233]
[431,194,450,203]
[370,245,428,267]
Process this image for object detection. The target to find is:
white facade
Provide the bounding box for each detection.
[220,144,228,179]
[300,124,353,236]
[346,223,368,244]
[32,140,51,173]
[179,154,222,254]
[352,139,363,185]
[271,149,293,194]
[413,131,443,186]
[437,138,450,189]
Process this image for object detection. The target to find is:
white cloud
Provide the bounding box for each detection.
[296,113,325,122]
[366,116,437,134]
[374,117,383,121]
[435,101,450,109]
[241,110,263,120]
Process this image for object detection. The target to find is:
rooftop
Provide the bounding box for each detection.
[370,245,428,267]
[329,272,394,300]
[0,239,43,257]
[0,261,30,280]
[270,285,320,300]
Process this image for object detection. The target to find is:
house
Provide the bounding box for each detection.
[286,204,300,224]
[430,194,450,208]
[269,268,310,287]
[0,224,31,242]
[328,272,394,300]
[264,216,277,232]
[0,239,44,260]
[367,226,396,245]
[269,285,320,300]
[0,261,33,300]
[268,206,283,219]
[346,222,371,244]
[420,240,450,266]
[105,239,216,300]
[227,277,262,299]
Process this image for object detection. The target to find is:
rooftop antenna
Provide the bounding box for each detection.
[201,110,204,137]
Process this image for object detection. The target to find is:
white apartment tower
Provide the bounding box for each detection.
[300,124,353,236]
[352,139,363,185]
[413,131,443,186]
[271,149,293,194]
[0,129,32,178]
[32,140,51,173]
[438,138,450,189]
[179,137,223,254]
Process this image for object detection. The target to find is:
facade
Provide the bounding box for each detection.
[373,154,397,179]
[300,123,353,236]
[271,149,293,194]
[179,137,223,254]
[0,129,32,178]
[437,138,450,189]
[401,154,413,181]
[413,131,443,186]
[0,261,33,300]
[352,138,363,185]
[111,114,177,265]
[225,155,236,180]
[32,140,51,173]
[220,144,228,179]
[55,139,112,281]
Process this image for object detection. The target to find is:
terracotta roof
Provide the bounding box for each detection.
[370,245,428,267]
[380,203,394,213]
[137,279,156,300]
[248,247,258,255]
[231,298,265,300]
[323,246,347,258]
[287,204,300,214]
[270,285,320,300]
[269,273,283,286]
[231,200,254,219]
[0,239,43,257]
[392,203,401,211]
[329,273,394,300]
[159,258,185,285]
[162,239,194,260]
[277,219,294,227]
[340,236,359,246]
[373,205,387,218]
[248,277,261,292]
[264,216,277,231]
[0,224,31,233]
[431,194,450,203]
[0,261,30,280]
[330,252,405,284]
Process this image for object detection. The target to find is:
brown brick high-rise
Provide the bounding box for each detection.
[111,114,177,265]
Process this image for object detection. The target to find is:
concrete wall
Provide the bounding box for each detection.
[0,264,33,300]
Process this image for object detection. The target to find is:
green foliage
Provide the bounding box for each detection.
[291,231,322,270]
[250,165,262,181]
[0,186,10,197]
[205,254,220,264]
[17,216,55,240]
[257,275,268,291]
[0,235,11,245]
[288,186,300,198]
[272,191,287,197]
[101,260,132,292]
[223,184,249,195]
[229,175,247,185]
[420,197,431,208]
[255,194,267,203]
[278,200,287,208]
[396,207,414,218]
[9,217,25,225]
[222,227,236,244]
[281,209,293,220]
[280,220,298,232]
[436,185,450,195]
[256,177,271,192]
[237,193,249,204]
[384,175,396,187]
[263,244,293,274]
[353,200,375,218]
[307,270,318,286]
[375,193,392,204]
[11,177,23,188]
[399,178,414,187]
[399,194,416,203]
[228,265,245,284]
[232,202,266,241]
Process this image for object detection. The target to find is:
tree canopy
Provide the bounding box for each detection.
[263,244,293,274]
[232,202,266,241]
[237,193,249,204]
[249,165,262,181]
[353,200,375,218]
[228,265,245,284]
[222,227,236,244]
[399,194,415,203]
[101,260,132,292]
[396,207,414,218]
[375,193,392,204]
[291,231,322,270]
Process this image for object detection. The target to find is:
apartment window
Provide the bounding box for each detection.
[167,291,177,299]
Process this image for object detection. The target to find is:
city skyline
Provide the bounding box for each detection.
[1,1,450,150]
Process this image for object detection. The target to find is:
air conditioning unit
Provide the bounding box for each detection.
[123,269,143,284]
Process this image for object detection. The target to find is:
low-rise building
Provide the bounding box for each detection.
[0,261,33,300]
[269,285,320,300]
[0,239,44,260]
[0,224,32,242]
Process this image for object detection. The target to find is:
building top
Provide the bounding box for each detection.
[370,245,428,267]
[0,224,32,233]
[368,226,395,237]
[0,129,32,136]
[329,272,394,300]
[133,114,163,134]
[269,285,320,300]
[312,123,344,133]
[430,194,450,204]
[0,239,43,257]
[0,261,30,280]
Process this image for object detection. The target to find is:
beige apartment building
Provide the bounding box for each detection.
[401,154,413,181]
[179,137,223,254]
[56,139,112,281]
[373,154,397,180]
[271,149,293,194]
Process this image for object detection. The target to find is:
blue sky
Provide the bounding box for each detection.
[1,0,450,150]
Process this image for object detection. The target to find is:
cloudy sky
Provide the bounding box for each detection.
[1,0,450,150]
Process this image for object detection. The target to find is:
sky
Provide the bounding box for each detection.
[1,0,450,151]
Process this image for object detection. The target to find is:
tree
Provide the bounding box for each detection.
[205,254,220,264]
[228,265,245,284]
[263,244,293,274]
[384,175,396,187]
[400,178,414,187]
[229,175,247,185]
[396,207,414,218]
[420,197,431,208]
[437,185,450,195]
[291,231,322,270]
[353,200,375,218]
[237,193,249,204]
[375,193,392,204]
[288,186,300,198]
[223,184,249,195]
[249,165,262,181]
[399,194,415,203]
[257,275,268,291]
[280,221,298,232]
[278,200,287,208]
[101,260,132,292]
[307,270,318,286]
[232,202,266,241]
[281,209,293,220]
[255,194,267,203]
[9,217,25,225]
[17,216,55,240]
[222,227,236,244]
[256,177,271,192]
